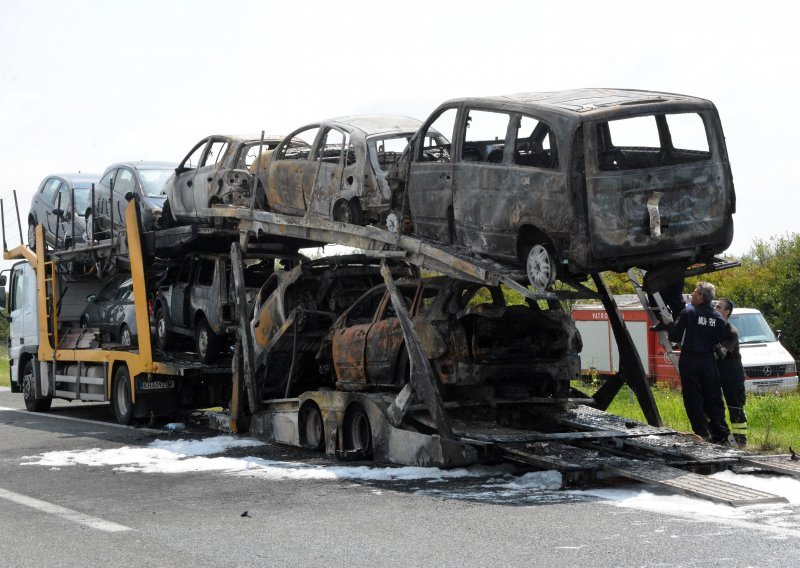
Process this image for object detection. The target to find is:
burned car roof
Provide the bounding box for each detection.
[443,88,716,123]
[321,115,424,138]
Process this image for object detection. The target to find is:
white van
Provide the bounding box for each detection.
[729,308,798,393]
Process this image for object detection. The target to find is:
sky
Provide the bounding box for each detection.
[1,0,797,270]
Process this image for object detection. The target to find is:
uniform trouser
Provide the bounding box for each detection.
[719,357,748,442]
[678,351,730,441]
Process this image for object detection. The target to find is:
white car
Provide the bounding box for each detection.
[730,308,799,393]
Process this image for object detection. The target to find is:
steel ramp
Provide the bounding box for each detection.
[543,405,674,435]
[740,455,800,478]
[602,460,787,506]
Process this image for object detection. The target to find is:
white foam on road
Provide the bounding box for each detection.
[0,487,131,532]
[21,435,514,482]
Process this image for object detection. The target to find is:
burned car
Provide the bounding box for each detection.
[391,89,735,290]
[87,161,176,241]
[164,134,285,224]
[28,173,100,250]
[329,279,581,397]
[263,116,446,226]
[249,256,416,401]
[154,253,276,362]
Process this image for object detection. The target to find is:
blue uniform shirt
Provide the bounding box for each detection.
[669,303,726,353]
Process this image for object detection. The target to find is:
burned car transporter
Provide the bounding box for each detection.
[8,88,790,508]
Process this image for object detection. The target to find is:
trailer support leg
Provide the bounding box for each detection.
[380,261,454,440]
[591,273,662,427]
[230,243,259,415]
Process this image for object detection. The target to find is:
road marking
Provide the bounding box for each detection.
[0,487,132,532]
[0,406,162,433]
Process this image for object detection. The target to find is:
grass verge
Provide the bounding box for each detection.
[0,357,8,388]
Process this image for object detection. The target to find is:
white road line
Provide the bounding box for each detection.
[0,406,162,433]
[0,487,132,532]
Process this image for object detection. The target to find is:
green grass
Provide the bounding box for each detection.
[0,356,8,388]
[595,381,800,454]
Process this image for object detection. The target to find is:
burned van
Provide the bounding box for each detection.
[391,89,735,290]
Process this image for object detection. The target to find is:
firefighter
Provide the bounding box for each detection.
[714,298,748,446]
[668,282,731,444]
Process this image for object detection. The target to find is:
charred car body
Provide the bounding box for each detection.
[250,256,416,401]
[263,116,445,226]
[164,134,285,224]
[390,89,735,290]
[330,278,581,397]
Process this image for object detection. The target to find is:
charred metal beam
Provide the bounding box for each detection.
[591,272,662,427]
[230,242,259,415]
[380,260,454,440]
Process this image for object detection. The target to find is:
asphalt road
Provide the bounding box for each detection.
[2,388,800,568]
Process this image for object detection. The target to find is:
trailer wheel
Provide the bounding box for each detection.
[299,403,325,451]
[112,365,134,425]
[196,316,220,364]
[22,359,51,412]
[343,404,372,457]
[155,306,173,351]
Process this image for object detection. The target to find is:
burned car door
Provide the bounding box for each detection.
[363,284,419,387]
[584,110,734,261]
[266,126,320,215]
[332,286,386,389]
[170,256,194,329]
[192,138,229,215]
[407,107,458,243]
[307,127,349,218]
[172,139,209,221]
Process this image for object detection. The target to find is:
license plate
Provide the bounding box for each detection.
[137,379,176,392]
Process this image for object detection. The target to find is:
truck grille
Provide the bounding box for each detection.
[744,365,787,378]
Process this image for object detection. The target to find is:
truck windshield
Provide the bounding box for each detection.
[729,313,777,344]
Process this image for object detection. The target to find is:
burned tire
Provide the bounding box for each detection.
[155,306,173,351]
[196,316,220,364]
[332,199,362,225]
[22,359,51,412]
[524,243,557,292]
[343,404,372,457]
[112,365,134,425]
[299,403,325,451]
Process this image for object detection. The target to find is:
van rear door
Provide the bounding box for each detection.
[584,109,734,263]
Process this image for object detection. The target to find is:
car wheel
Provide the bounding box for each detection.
[333,199,362,225]
[299,403,325,451]
[343,404,372,457]
[28,222,37,251]
[22,359,51,412]
[155,306,173,351]
[196,316,220,364]
[119,324,133,347]
[112,365,134,425]
[525,243,557,292]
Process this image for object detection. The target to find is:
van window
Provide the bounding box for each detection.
[418,108,456,163]
[514,115,559,169]
[195,258,216,286]
[729,313,777,344]
[596,112,711,171]
[462,109,509,163]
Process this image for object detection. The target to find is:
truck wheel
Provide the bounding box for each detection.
[22,359,51,412]
[343,404,372,457]
[196,316,220,364]
[299,404,325,451]
[524,243,557,292]
[112,365,134,425]
[155,306,173,351]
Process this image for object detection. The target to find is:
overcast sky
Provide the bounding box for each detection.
[1,0,797,270]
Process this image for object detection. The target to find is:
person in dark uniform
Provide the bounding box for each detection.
[668,282,731,443]
[714,298,748,446]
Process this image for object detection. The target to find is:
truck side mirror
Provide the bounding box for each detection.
[775,329,782,340]
[0,288,6,313]
[0,274,6,286]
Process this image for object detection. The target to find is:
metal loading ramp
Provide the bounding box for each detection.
[740,455,800,478]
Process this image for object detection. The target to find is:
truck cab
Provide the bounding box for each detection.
[4,261,39,394]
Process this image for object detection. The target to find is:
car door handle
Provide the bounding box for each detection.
[187,180,193,187]
[207,177,213,182]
